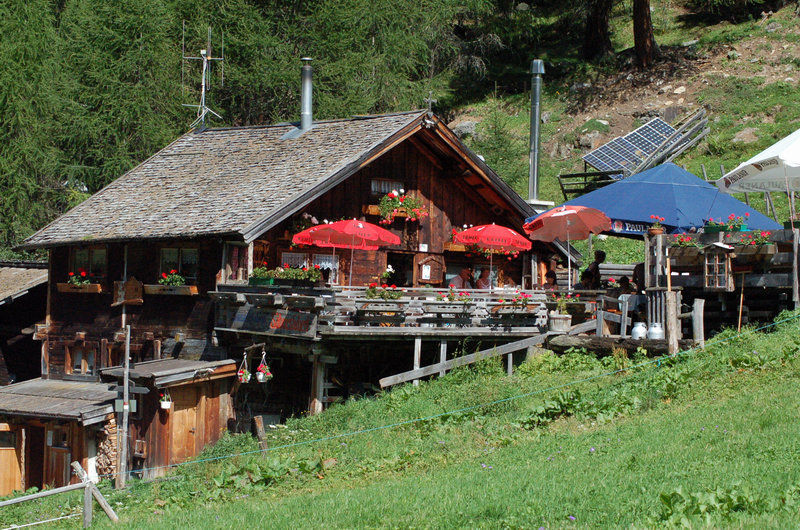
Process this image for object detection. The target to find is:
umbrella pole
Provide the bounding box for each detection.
[786,168,796,223]
[332,247,337,285]
[567,231,572,293]
[489,252,493,292]
[348,234,355,288]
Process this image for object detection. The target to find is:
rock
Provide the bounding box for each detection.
[525,346,554,361]
[733,127,758,144]
[516,2,530,10]
[578,131,600,150]
[451,121,477,139]
[558,143,572,159]
[673,86,686,94]
[596,119,609,126]
[785,64,794,72]
[766,21,780,33]
[785,77,796,83]
[682,39,699,47]
[541,111,551,124]
[570,82,592,92]
[727,50,740,59]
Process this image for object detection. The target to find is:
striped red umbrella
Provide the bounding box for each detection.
[292,220,401,285]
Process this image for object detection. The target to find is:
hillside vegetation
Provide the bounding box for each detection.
[3,0,797,261]
[3,311,800,527]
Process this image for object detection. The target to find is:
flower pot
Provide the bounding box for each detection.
[647,228,664,236]
[728,224,748,232]
[704,225,726,234]
[143,284,199,296]
[255,371,266,383]
[271,278,315,287]
[57,283,103,294]
[160,401,172,410]
[548,313,572,333]
[248,277,275,286]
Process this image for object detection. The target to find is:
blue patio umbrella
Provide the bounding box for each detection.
[526,163,780,237]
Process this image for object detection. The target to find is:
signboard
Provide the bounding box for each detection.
[114,399,137,413]
[229,306,318,339]
[111,277,144,307]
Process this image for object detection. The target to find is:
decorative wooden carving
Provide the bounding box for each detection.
[415,254,445,284]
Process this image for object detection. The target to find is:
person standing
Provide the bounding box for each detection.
[586,250,606,289]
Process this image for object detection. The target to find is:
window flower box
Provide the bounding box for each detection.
[363,204,408,218]
[57,283,103,294]
[735,244,777,256]
[443,242,467,252]
[143,284,199,296]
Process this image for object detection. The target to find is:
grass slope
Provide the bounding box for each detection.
[5,313,799,528]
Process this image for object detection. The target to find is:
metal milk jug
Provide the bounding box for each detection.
[647,322,665,340]
[631,322,647,340]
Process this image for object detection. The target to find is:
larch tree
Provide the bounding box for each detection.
[583,0,614,60]
[633,0,659,67]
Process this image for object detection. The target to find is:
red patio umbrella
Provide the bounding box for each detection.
[452,224,532,289]
[523,205,611,290]
[292,219,401,286]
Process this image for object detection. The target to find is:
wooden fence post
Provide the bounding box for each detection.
[71,461,119,524]
[83,480,93,528]
[665,291,679,355]
[413,337,422,386]
[438,340,446,377]
[692,298,705,348]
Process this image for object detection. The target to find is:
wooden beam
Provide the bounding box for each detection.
[665,291,679,355]
[380,334,551,387]
[692,298,705,348]
[412,337,422,386]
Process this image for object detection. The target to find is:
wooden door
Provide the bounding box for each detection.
[170,387,199,464]
[45,425,71,488]
[0,424,22,495]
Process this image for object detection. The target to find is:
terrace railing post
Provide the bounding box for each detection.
[413,337,422,386]
[793,229,799,310]
[665,291,679,355]
[438,340,446,377]
[692,298,705,348]
[83,481,93,528]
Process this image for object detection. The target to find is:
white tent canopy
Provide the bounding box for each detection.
[716,127,800,193]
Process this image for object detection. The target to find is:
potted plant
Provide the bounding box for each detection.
[237,366,251,384]
[57,269,103,293]
[144,270,199,295]
[669,233,701,265]
[547,292,574,332]
[159,392,172,410]
[255,361,273,383]
[725,213,749,232]
[735,231,776,256]
[376,189,429,225]
[249,263,322,287]
[366,282,404,300]
[647,215,665,236]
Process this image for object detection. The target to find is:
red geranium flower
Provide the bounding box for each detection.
[390,284,396,289]
[170,269,177,274]
[80,271,87,277]
[162,272,168,279]
[369,282,377,288]
[68,272,74,276]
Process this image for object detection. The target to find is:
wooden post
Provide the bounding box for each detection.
[692,298,705,348]
[644,236,651,289]
[438,340,446,377]
[620,298,629,338]
[71,461,119,523]
[116,325,130,489]
[413,337,422,386]
[309,355,324,415]
[665,291,679,355]
[666,246,672,292]
[506,353,513,376]
[737,273,745,332]
[794,229,800,310]
[83,482,93,528]
[252,416,268,451]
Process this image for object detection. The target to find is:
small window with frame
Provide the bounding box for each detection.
[160,248,199,283]
[48,427,69,449]
[0,431,16,448]
[371,179,404,196]
[280,252,307,268]
[70,246,107,281]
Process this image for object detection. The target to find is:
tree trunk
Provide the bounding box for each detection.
[633,0,660,67]
[583,0,614,61]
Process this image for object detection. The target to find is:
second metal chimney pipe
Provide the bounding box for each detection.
[300,57,313,131]
[528,59,545,201]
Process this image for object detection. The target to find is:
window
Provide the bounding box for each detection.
[47,428,69,449]
[222,243,250,283]
[70,247,107,281]
[160,248,199,283]
[313,253,339,283]
[0,431,15,448]
[370,179,404,196]
[280,252,307,268]
[68,346,96,376]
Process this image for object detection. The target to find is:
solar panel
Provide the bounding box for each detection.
[582,118,678,174]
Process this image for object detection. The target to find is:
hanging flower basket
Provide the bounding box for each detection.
[237,368,251,384]
[256,354,273,383]
[159,392,172,410]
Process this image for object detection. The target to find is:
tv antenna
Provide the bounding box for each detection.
[182,23,224,129]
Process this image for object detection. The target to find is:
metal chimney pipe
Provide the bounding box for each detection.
[300,57,313,131]
[528,59,545,201]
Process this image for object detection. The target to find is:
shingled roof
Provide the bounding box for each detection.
[22,111,432,248]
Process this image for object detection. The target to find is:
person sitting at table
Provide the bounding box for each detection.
[542,270,558,290]
[449,267,474,289]
[618,276,634,295]
[572,269,593,290]
[632,262,645,293]
[476,267,491,289]
[586,250,606,289]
